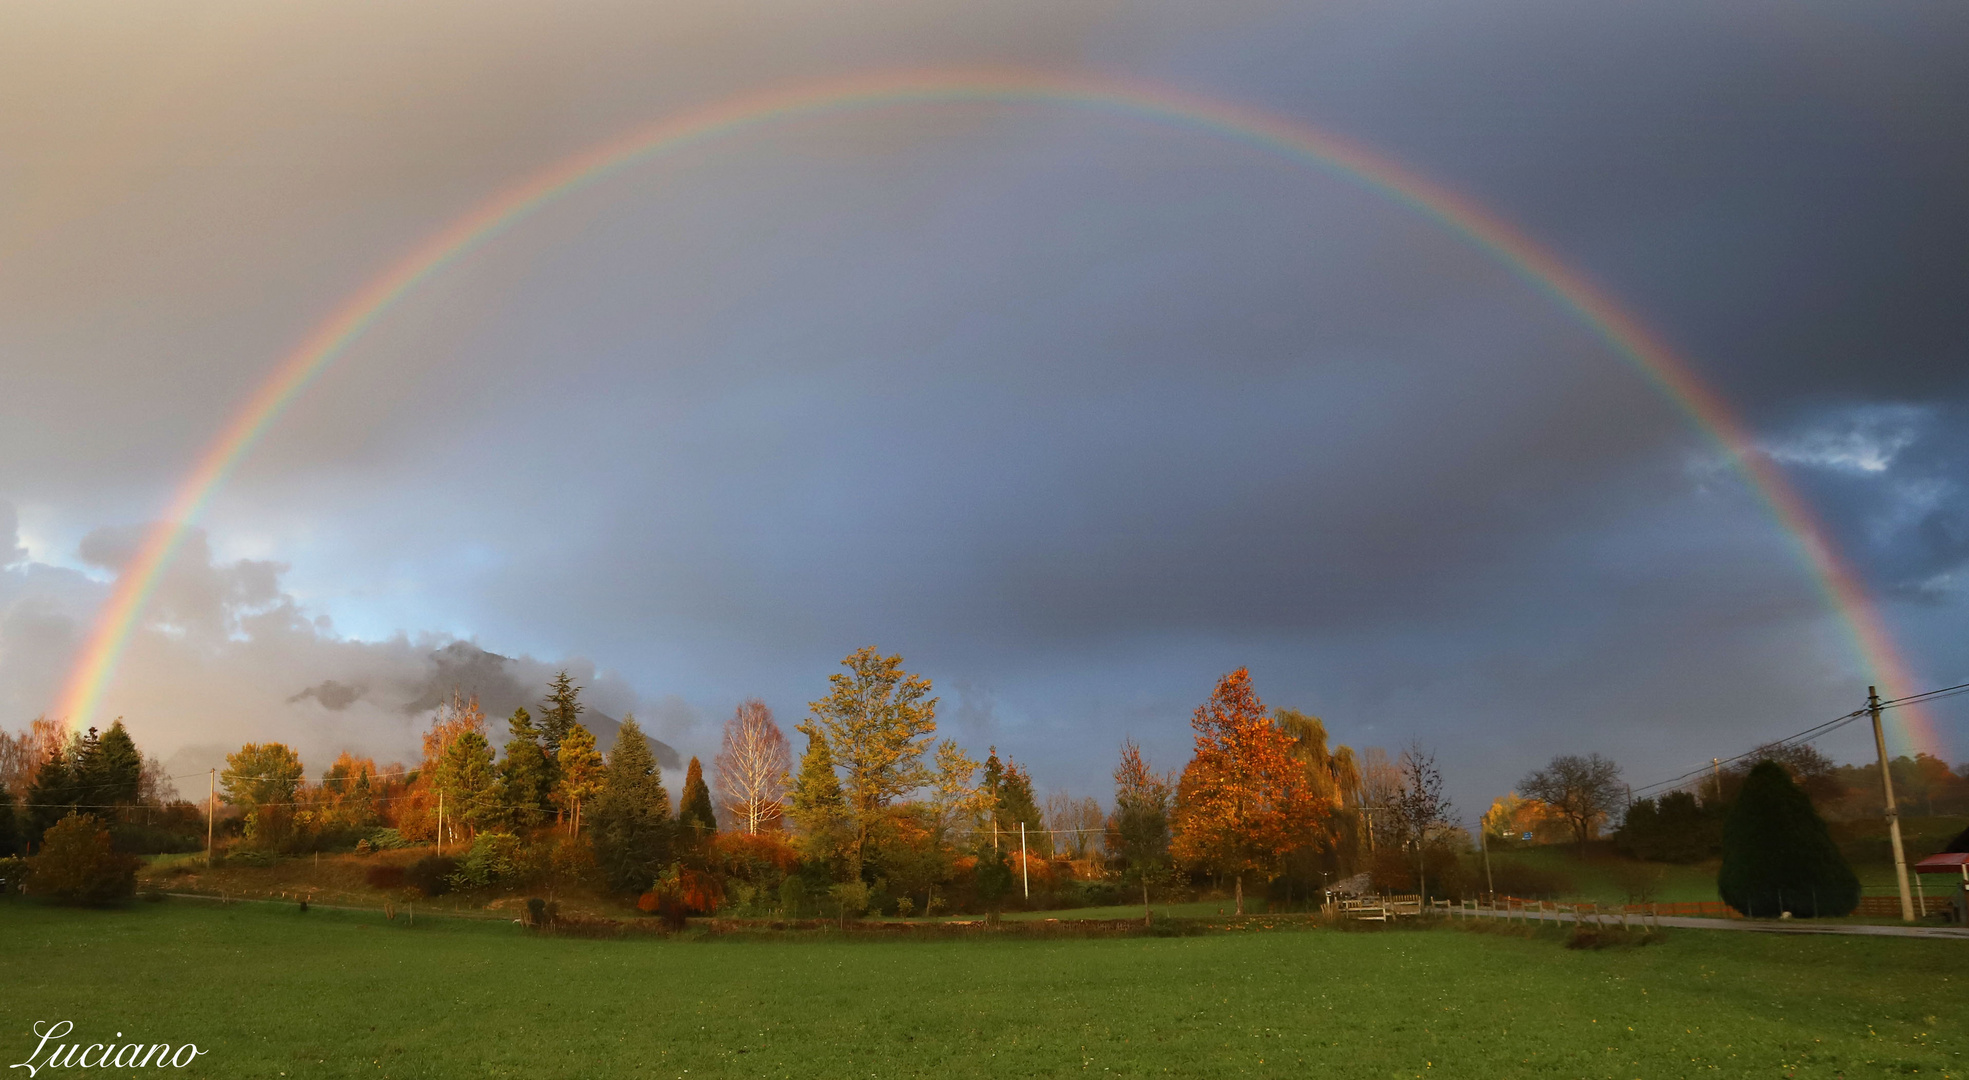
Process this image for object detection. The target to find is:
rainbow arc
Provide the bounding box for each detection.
[52,68,1939,752]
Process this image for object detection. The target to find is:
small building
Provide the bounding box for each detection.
[1914,826,1969,923]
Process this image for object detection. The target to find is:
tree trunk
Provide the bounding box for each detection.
[1143,881,1152,927]
[1235,874,1244,916]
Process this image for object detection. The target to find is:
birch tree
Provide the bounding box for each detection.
[714,699,790,835]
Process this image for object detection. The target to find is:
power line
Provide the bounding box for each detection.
[1629,677,1965,801]
[1629,709,1869,799]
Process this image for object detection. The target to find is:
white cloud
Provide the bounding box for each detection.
[0,502,668,776]
[1761,405,1928,475]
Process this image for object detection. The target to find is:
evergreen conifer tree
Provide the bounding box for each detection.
[979,747,1047,856]
[678,756,718,846]
[437,731,500,837]
[1717,759,1859,918]
[539,671,584,758]
[0,785,20,857]
[498,708,555,829]
[587,717,672,894]
[996,759,1049,857]
[788,721,847,870]
[26,745,77,847]
[83,720,144,810]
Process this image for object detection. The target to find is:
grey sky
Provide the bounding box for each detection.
[2,0,1964,815]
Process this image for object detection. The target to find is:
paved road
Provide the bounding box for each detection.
[1461,906,1969,940]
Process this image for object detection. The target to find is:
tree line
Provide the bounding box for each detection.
[2,650,1462,917]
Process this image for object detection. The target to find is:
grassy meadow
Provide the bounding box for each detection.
[4,898,1964,1079]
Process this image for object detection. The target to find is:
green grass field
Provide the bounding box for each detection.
[3,899,1963,1078]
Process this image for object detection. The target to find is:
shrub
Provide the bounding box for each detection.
[27,814,139,906]
[404,855,458,897]
[225,849,277,868]
[367,828,410,850]
[1719,760,1859,918]
[448,833,526,891]
[0,855,29,894]
[894,895,916,918]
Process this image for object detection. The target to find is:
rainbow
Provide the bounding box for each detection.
[54,68,1940,752]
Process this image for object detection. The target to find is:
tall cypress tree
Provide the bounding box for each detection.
[588,717,672,894]
[539,671,584,758]
[1718,760,1859,918]
[678,756,718,843]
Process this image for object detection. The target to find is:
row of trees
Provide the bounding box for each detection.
[0,718,194,858]
[1485,739,1969,867]
[5,653,1460,914]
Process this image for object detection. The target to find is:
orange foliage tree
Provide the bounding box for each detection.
[1170,668,1330,914]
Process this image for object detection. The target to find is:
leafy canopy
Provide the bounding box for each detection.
[806,647,938,876]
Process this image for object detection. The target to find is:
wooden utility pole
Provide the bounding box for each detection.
[1869,686,1915,922]
[206,769,216,866]
[1023,822,1039,897]
[1480,823,1494,898]
[1711,759,1722,803]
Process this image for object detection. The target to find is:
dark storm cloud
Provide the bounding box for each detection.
[288,679,365,711]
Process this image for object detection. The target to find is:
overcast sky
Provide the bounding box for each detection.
[2,0,1964,815]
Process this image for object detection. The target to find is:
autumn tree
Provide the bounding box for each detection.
[554,723,604,836]
[714,699,790,835]
[539,670,584,757]
[418,691,489,845]
[588,717,672,894]
[321,753,381,829]
[929,740,988,844]
[787,721,848,871]
[1274,708,1364,867]
[27,813,136,905]
[806,647,938,878]
[498,707,555,829]
[220,742,305,846]
[1519,753,1622,848]
[1170,668,1327,914]
[1108,739,1173,922]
